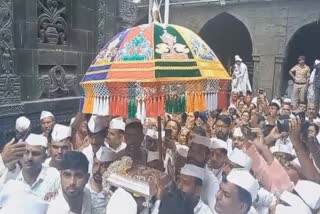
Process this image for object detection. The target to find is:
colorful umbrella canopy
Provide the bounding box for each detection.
[80,22,231,118]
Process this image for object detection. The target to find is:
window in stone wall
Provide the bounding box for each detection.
[37,0,67,45]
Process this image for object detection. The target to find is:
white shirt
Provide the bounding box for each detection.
[82,144,94,173]
[86,179,107,214]
[104,141,127,153]
[43,158,51,167]
[194,199,213,214]
[14,166,60,199]
[201,167,220,212]
[46,187,92,214]
[226,138,233,155]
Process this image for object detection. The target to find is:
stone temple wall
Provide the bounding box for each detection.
[0,0,138,144]
[136,0,320,99]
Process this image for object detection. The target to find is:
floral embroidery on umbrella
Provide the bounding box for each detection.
[190,34,217,60]
[156,30,190,60]
[116,32,153,61]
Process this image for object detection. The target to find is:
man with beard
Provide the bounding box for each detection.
[87,146,116,214]
[47,151,92,214]
[307,103,319,122]
[82,115,108,173]
[40,111,55,137]
[215,115,233,155]
[105,117,126,156]
[207,138,228,183]
[124,119,146,165]
[187,134,219,212]
[215,169,259,214]
[44,124,72,170]
[177,164,213,214]
[0,134,60,200]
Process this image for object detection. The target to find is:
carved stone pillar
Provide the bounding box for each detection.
[117,0,139,32]
[0,0,23,116]
[273,55,285,98]
[252,55,260,95]
[97,0,118,49]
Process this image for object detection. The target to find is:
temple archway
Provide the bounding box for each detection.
[283,21,320,94]
[199,12,253,83]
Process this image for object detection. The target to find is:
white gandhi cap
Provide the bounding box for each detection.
[25,133,48,148]
[88,115,108,134]
[109,117,126,131]
[96,146,117,162]
[270,144,295,157]
[277,191,312,214]
[40,111,54,120]
[228,148,252,170]
[294,180,320,210]
[145,129,164,139]
[51,124,71,142]
[176,144,189,158]
[211,138,228,151]
[15,116,31,133]
[227,168,260,202]
[106,188,137,214]
[190,134,212,149]
[180,164,205,181]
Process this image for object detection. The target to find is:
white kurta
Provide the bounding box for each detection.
[82,144,94,173]
[46,187,92,214]
[0,166,60,200]
[232,62,252,94]
[201,168,220,212]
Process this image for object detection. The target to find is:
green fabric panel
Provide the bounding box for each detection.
[156,69,201,77]
[155,61,197,67]
[154,24,194,60]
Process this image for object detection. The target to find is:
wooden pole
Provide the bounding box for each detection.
[157,116,163,161]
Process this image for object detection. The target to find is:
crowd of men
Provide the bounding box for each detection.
[0,56,319,214]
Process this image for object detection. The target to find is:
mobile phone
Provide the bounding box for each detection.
[165,128,172,139]
[241,125,257,140]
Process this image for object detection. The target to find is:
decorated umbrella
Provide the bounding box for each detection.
[80,20,231,119]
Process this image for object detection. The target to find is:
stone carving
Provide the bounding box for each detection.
[118,0,138,27]
[0,0,23,116]
[38,0,66,45]
[39,65,77,98]
[97,0,107,49]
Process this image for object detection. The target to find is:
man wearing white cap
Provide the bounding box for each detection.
[177,164,213,214]
[0,134,60,200]
[207,138,228,183]
[187,134,219,212]
[270,143,295,167]
[105,117,126,154]
[47,151,92,214]
[215,168,260,214]
[87,146,116,214]
[222,148,253,177]
[231,55,251,95]
[40,111,55,137]
[82,115,108,173]
[15,116,31,142]
[44,124,72,170]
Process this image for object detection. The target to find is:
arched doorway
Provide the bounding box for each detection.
[199,12,253,83]
[283,21,320,94]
